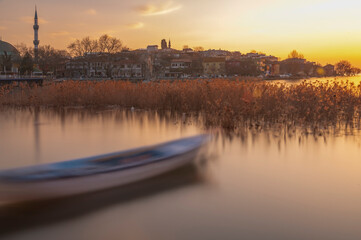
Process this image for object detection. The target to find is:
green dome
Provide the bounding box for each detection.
[0,40,20,58]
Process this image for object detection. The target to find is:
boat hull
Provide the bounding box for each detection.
[0,135,208,204]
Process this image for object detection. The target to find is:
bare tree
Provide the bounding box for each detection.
[193,46,204,52]
[351,67,361,75]
[335,60,355,76]
[68,35,125,57]
[81,37,98,53]
[68,40,86,57]
[288,50,304,59]
[98,34,124,53]
[98,35,109,53]
[15,43,33,58]
[68,37,98,57]
[19,52,34,75]
[38,45,70,74]
[108,37,124,53]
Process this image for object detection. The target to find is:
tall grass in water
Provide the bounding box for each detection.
[0,79,360,129]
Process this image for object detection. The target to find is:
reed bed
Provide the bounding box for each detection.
[1,79,360,129]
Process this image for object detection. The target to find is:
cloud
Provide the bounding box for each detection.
[66,23,86,28]
[85,9,97,15]
[50,31,71,37]
[20,16,48,24]
[96,30,117,35]
[126,22,145,29]
[136,1,182,16]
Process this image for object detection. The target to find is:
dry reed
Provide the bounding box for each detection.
[1,79,360,129]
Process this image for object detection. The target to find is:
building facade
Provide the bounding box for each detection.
[202,57,226,76]
[0,40,21,75]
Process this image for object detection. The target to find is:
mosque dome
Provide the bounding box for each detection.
[0,40,21,59]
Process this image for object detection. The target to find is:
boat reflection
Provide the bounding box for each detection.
[0,163,208,237]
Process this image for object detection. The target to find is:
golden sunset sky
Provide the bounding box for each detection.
[1,0,361,67]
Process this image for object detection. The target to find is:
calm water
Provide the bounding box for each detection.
[1,108,361,240]
[274,75,361,84]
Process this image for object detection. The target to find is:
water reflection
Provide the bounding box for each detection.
[0,108,206,169]
[1,107,360,168]
[0,164,207,237]
[1,108,361,239]
[273,75,361,85]
[33,108,41,164]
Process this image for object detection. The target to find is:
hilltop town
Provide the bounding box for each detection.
[1,8,359,81]
[1,36,344,80]
[62,44,339,80]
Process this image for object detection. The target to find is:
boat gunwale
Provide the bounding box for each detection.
[0,135,208,183]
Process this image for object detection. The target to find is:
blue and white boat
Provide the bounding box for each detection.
[0,135,209,203]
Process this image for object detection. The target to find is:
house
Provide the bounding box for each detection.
[147,45,158,52]
[324,64,335,76]
[202,57,226,76]
[162,58,193,78]
[225,60,242,75]
[201,49,231,58]
[264,60,280,76]
[113,60,144,79]
[182,48,194,53]
[65,58,88,78]
[55,61,67,78]
[65,55,112,78]
[225,58,261,76]
[280,58,307,76]
[269,62,280,76]
[87,57,110,77]
[170,59,192,69]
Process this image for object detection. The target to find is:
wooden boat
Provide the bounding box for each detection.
[0,135,209,204]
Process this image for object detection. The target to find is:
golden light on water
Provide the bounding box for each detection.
[2,109,361,239]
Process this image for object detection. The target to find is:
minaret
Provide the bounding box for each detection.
[168,39,171,49]
[33,6,40,63]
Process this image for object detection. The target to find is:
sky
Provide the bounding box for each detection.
[1,0,361,67]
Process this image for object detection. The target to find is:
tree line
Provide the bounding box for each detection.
[335,60,361,76]
[14,34,126,75]
[67,34,127,57]
[16,43,69,75]
[285,50,360,77]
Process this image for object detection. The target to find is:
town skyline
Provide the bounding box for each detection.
[1,0,361,67]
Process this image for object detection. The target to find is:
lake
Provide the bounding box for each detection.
[273,75,361,85]
[1,107,361,240]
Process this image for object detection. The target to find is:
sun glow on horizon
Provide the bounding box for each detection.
[1,0,361,67]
